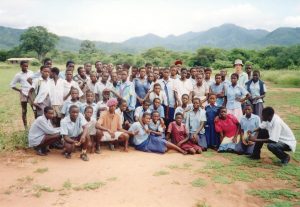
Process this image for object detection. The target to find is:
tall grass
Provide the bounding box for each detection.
[261,70,300,87]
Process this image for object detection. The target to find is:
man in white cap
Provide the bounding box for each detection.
[234,59,248,88]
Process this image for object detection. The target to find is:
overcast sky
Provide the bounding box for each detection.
[0,0,299,42]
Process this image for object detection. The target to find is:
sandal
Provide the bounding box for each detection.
[80,153,89,161]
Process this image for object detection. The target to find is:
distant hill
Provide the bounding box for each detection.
[0,24,300,53]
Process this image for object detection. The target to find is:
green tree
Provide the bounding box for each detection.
[79,40,97,54]
[19,26,58,61]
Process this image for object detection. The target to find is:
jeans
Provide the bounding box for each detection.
[252,129,291,160]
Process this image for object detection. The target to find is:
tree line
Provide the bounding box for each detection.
[0,26,299,70]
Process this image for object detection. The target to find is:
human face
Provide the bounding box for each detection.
[78,68,86,78]
[146,66,152,74]
[196,75,203,84]
[208,95,216,105]
[182,95,189,105]
[84,108,93,119]
[190,69,197,78]
[193,99,200,110]
[71,89,79,100]
[181,70,187,79]
[143,102,150,110]
[102,72,109,82]
[44,60,52,68]
[175,115,183,125]
[66,71,73,81]
[109,105,116,113]
[153,71,160,80]
[231,75,238,85]
[120,102,127,112]
[121,71,128,82]
[205,71,211,79]
[215,75,222,84]
[84,63,92,74]
[21,63,29,72]
[111,73,117,82]
[45,109,55,119]
[220,70,227,77]
[163,70,169,79]
[95,62,102,71]
[41,68,50,79]
[170,67,177,76]
[147,73,154,82]
[142,115,151,125]
[153,99,161,108]
[86,93,94,103]
[246,65,252,74]
[154,85,161,94]
[244,106,252,116]
[132,68,138,77]
[90,74,97,83]
[252,72,259,82]
[219,108,227,119]
[234,64,243,73]
[139,68,146,78]
[102,91,110,100]
[67,63,75,71]
[70,108,79,121]
[152,112,160,122]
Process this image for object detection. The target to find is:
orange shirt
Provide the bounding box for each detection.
[98,111,122,133]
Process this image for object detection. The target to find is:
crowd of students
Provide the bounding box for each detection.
[10,58,296,164]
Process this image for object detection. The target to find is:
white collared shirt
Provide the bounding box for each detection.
[32,77,50,104]
[63,80,84,100]
[60,113,87,137]
[94,81,113,101]
[49,78,66,106]
[175,78,193,99]
[10,70,34,96]
[28,115,60,147]
[260,114,296,152]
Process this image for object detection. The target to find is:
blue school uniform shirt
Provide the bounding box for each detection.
[61,100,83,117]
[185,108,207,134]
[240,114,261,136]
[80,102,99,120]
[60,113,87,138]
[129,122,149,145]
[173,104,193,123]
[225,84,248,110]
[134,78,150,99]
[149,105,165,118]
[116,80,136,111]
[210,83,225,106]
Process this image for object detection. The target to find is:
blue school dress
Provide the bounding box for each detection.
[205,104,220,147]
[135,135,167,153]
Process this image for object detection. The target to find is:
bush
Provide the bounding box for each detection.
[31,60,41,66]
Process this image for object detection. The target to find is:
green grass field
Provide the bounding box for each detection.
[0,62,299,206]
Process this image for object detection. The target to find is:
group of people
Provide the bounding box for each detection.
[10,58,296,164]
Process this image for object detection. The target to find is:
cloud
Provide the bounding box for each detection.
[283,16,300,27]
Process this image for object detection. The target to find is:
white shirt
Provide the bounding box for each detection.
[49,78,66,106]
[63,80,84,100]
[28,115,60,147]
[10,70,34,96]
[175,78,193,99]
[32,77,50,104]
[60,113,87,137]
[115,108,124,126]
[249,81,267,104]
[149,91,168,105]
[260,114,296,152]
[134,106,151,120]
[94,81,113,101]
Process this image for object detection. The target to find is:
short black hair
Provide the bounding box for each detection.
[151,110,160,116]
[175,112,183,118]
[204,67,212,72]
[145,63,152,67]
[142,112,151,118]
[51,67,60,75]
[77,66,84,74]
[44,106,53,114]
[43,58,52,65]
[123,63,131,70]
[20,60,28,66]
[66,60,75,67]
[153,98,161,103]
[84,105,93,113]
[181,67,187,73]
[262,107,274,117]
[231,73,239,79]
[69,105,79,113]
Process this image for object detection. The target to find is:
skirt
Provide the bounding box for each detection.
[218,136,240,152]
[135,134,167,153]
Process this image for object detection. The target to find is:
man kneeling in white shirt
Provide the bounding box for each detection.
[28,106,61,156]
[247,107,296,165]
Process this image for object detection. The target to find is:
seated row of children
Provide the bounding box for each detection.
[28,89,296,165]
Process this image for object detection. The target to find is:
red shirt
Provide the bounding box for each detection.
[214,114,238,137]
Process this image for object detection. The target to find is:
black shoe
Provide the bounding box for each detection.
[64,152,71,159]
[248,155,260,160]
[35,147,47,156]
[281,155,290,166]
[109,143,115,151]
[95,146,101,154]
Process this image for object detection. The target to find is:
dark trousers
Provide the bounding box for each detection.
[252,129,291,160]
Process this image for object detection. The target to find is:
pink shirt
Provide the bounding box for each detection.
[214,114,239,137]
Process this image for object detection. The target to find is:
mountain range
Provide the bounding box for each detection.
[0,24,300,53]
